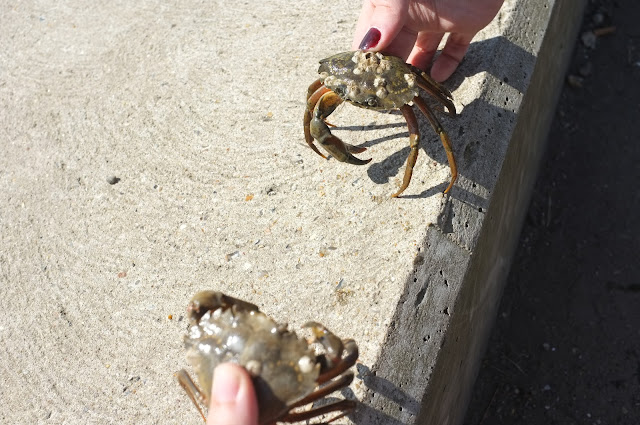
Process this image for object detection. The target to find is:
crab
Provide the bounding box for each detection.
[176,291,359,424]
[304,50,458,197]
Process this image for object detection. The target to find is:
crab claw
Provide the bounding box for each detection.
[308,91,372,165]
[304,321,359,384]
[316,132,372,165]
[303,321,344,367]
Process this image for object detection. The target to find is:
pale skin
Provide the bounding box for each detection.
[352,0,505,82]
[207,364,258,425]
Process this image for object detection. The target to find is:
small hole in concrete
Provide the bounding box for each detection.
[443,307,449,315]
[444,279,448,286]
[478,207,483,212]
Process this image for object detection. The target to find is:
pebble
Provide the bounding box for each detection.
[567,75,584,89]
[592,12,604,26]
[106,176,121,185]
[225,251,241,261]
[581,31,597,49]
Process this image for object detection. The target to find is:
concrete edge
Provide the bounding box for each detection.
[352,2,587,424]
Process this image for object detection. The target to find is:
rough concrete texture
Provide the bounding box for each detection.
[0,1,581,424]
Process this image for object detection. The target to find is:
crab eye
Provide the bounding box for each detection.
[366,96,378,107]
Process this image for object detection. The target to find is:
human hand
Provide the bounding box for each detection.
[207,363,258,425]
[352,0,505,81]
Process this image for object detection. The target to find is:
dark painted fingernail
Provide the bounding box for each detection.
[359,27,381,50]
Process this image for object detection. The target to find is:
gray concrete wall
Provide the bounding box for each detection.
[0,0,583,424]
[353,2,586,424]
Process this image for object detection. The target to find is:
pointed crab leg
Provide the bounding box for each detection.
[307,78,324,100]
[309,91,371,165]
[391,104,421,198]
[282,399,356,424]
[410,66,456,116]
[288,372,355,410]
[414,96,457,194]
[176,369,207,422]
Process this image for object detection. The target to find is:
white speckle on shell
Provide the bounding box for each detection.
[319,71,328,80]
[225,334,244,353]
[245,359,262,376]
[324,75,338,87]
[376,60,391,74]
[198,342,212,354]
[298,355,315,374]
[373,76,386,87]
[352,67,362,75]
[376,87,388,99]
[404,73,416,87]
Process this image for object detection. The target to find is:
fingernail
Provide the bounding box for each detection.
[212,364,241,403]
[359,27,381,50]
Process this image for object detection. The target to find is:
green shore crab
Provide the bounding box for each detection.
[304,50,458,197]
[176,291,359,424]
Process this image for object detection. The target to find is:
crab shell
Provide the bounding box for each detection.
[184,301,321,423]
[318,50,419,111]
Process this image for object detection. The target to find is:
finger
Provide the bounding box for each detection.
[430,32,475,82]
[351,0,413,57]
[352,1,375,50]
[407,31,445,71]
[208,363,259,425]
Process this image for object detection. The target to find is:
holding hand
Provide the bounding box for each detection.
[352,0,505,81]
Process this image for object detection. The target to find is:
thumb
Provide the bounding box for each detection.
[207,363,259,425]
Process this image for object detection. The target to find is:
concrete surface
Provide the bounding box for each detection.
[0,1,580,424]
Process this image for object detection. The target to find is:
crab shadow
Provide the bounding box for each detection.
[309,363,417,425]
[323,35,534,202]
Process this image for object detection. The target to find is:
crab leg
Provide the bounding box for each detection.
[282,399,356,424]
[390,104,421,198]
[411,67,456,116]
[176,369,207,422]
[288,371,354,411]
[414,96,457,194]
[307,78,324,100]
[309,91,371,165]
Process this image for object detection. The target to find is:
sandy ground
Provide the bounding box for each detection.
[464,0,640,424]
